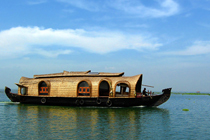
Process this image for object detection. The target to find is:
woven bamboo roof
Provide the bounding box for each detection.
[34,70,125,78]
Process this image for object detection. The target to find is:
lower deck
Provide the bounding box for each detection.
[5,87,172,107]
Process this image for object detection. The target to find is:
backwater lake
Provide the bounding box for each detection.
[0,89,209,140]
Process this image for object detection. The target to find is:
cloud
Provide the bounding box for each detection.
[33,49,72,57]
[0,26,161,59]
[165,41,210,55]
[112,0,179,18]
[27,0,47,5]
[58,0,179,18]
[57,0,101,11]
[198,23,210,28]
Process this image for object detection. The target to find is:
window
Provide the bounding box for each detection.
[40,87,48,93]
[78,81,90,96]
[39,81,49,95]
[21,87,27,95]
[115,83,130,97]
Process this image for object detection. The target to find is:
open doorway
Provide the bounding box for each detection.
[99,81,110,96]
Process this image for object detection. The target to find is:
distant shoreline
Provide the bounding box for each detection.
[172,92,210,95]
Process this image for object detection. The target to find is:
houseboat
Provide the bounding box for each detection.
[5,70,172,107]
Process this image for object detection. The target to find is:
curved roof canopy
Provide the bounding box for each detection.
[34,70,125,78]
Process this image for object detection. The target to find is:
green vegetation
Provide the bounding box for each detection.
[182,109,189,111]
[153,92,210,96]
[172,92,210,95]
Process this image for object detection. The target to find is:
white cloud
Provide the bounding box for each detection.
[199,23,210,28]
[57,0,100,11]
[0,26,161,59]
[58,0,179,18]
[165,41,210,55]
[112,0,179,18]
[27,0,47,5]
[34,49,72,57]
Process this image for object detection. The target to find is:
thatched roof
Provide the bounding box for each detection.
[34,70,125,78]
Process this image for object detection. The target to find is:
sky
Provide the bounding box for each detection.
[0,0,210,93]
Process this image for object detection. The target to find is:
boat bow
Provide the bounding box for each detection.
[152,88,172,106]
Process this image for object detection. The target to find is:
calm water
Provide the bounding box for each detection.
[0,89,209,140]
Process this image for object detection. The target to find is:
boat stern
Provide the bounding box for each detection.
[5,87,20,102]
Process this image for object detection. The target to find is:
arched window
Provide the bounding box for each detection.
[115,83,130,97]
[39,81,49,95]
[99,81,110,96]
[20,87,27,95]
[78,81,90,96]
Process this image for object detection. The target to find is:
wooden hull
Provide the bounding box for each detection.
[5,87,171,107]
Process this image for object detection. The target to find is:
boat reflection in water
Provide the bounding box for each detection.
[16,105,170,139]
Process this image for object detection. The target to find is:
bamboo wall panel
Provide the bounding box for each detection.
[16,71,142,98]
